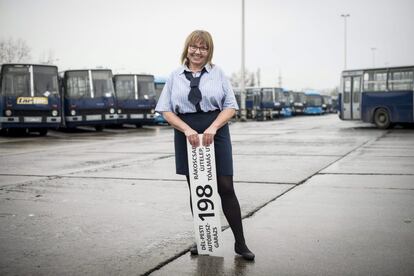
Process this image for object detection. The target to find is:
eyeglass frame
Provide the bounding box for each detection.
[188,45,209,54]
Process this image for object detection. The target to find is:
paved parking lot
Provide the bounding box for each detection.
[1,114,413,275]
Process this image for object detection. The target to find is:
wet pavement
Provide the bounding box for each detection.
[0,115,413,275]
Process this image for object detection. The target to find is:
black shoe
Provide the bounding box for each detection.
[235,243,255,261]
[190,244,198,255]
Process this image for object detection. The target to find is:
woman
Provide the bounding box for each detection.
[155,30,255,261]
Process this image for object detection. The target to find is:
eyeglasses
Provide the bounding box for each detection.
[188,45,208,54]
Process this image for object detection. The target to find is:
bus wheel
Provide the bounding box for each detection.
[374,108,391,129]
[136,124,142,128]
[38,129,48,136]
[95,125,104,131]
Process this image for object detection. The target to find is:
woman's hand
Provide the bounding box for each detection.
[184,128,200,147]
[203,125,217,146]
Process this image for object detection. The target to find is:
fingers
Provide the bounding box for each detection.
[188,133,200,147]
[202,133,214,146]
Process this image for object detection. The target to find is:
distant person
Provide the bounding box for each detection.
[155,30,255,261]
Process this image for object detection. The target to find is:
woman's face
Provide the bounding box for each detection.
[187,40,209,69]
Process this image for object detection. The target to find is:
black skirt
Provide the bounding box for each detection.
[174,110,234,176]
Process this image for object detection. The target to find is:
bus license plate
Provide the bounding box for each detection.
[24,117,42,123]
[187,134,224,256]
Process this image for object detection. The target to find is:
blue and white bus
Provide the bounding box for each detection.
[304,90,323,115]
[113,74,156,127]
[0,64,61,135]
[339,66,414,128]
[60,69,117,131]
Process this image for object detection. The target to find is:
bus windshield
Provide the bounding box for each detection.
[261,88,273,102]
[34,66,59,97]
[137,76,155,100]
[1,66,30,97]
[294,93,306,102]
[307,95,322,106]
[66,71,91,99]
[92,71,115,98]
[115,76,135,100]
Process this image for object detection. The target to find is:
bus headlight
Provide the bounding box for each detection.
[110,108,115,114]
[117,109,122,114]
[52,110,58,117]
[5,110,12,116]
[70,110,76,116]
[151,109,155,114]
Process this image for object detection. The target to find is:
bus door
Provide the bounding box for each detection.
[342,75,361,119]
[351,76,361,119]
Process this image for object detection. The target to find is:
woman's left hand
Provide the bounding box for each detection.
[203,126,217,146]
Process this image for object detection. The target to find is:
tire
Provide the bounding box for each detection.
[38,129,48,136]
[374,108,391,129]
[95,125,104,131]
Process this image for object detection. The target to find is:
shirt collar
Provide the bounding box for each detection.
[180,63,212,74]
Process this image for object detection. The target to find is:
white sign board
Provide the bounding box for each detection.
[187,134,224,256]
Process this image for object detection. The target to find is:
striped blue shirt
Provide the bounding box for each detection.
[155,63,239,114]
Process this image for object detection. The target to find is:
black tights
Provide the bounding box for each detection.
[186,175,245,245]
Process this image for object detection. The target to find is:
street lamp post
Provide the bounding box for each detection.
[240,0,247,121]
[341,14,350,69]
[371,47,377,67]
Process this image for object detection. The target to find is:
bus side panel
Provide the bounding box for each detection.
[361,91,413,123]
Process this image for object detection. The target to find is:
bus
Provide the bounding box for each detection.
[292,91,306,115]
[113,74,156,127]
[322,95,333,114]
[60,69,117,131]
[281,90,294,117]
[0,64,61,135]
[258,87,283,120]
[304,90,323,115]
[339,66,414,128]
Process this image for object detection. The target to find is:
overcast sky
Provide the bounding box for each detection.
[1,0,413,90]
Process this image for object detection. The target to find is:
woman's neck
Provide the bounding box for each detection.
[188,63,204,72]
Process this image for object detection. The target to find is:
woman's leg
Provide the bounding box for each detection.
[216,175,245,245]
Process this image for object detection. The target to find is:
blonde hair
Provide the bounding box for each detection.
[180,30,214,66]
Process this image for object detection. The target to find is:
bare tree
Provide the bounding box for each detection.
[0,37,31,64]
[230,69,256,88]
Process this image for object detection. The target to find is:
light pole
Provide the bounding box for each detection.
[240,0,247,121]
[341,14,350,69]
[371,47,377,67]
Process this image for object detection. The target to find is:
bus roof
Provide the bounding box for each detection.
[342,65,414,75]
[0,63,58,69]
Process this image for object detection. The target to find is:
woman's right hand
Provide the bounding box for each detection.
[184,128,200,147]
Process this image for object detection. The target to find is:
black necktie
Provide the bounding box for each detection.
[184,67,207,112]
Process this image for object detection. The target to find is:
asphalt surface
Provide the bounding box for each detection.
[0,114,413,276]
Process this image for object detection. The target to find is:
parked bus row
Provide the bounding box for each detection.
[338,65,414,129]
[0,63,157,135]
[234,87,337,121]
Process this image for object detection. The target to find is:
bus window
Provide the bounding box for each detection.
[115,76,134,100]
[92,71,114,98]
[137,76,156,100]
[66,71,90,99]
[34,66,59,97]
[353,77,361,103]
[388,70,414,90]
[1,67,30,97]
[363,71,387,91]
[261,88,273,102]
[343,77,351,103]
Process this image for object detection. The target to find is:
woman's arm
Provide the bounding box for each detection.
[203,108,236,146]
[162,111,201,147]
